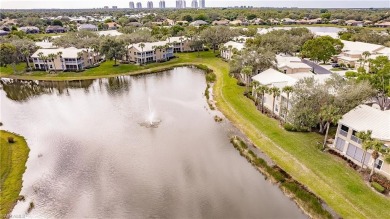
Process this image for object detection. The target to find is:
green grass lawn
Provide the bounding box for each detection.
[0,131,30,217]
[1,51,389,218]
[185,52,390,219]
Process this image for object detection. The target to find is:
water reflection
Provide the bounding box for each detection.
[2,68,306,218]
[0,79,95,102]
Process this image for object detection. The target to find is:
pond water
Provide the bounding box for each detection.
[1,67,306,218]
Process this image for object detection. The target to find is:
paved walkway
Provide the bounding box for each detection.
[302,59,332,75]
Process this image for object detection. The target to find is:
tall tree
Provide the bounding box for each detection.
[240,65,253,92]
[200,26,237,53]
[301,36,343,63]
[100,37,126,66]
[356,130,373,169]
[319,105,341,150]
[282,86,294,122]
[256,85,269,113]
[269,87,281,117]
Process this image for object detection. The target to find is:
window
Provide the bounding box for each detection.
[346,143,370,165]
[351,130,361,144]
[275,104,278,112]
[339,125,349,137]
[375,159,383,170]
[335,137,345,151]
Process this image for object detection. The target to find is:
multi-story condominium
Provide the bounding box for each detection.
[147,1,153,8]
[199,0,205,8]
[220,41,245,60]
[176,0,186,8]
[103,6,109,9]
[332,105,390,179]
[159,0,166,8]
[191,0,198,8]
[129,1,135,9]
[112,6,118,9]
[136,2,142,8]
[168,37,195,52]
[126,41,174,64]
[31,47,99,72]
[251,56,326,119]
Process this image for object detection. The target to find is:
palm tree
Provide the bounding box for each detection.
[21,48,31,69]
[77,51,84,70]
[139,43,145,65]
[319,105,341,150]
[361,51,371,68]
[368,139,388,180]
[269,87,280,117]
[240,65,253,93]
[252,81,260,98]
[179,36,184,52]
[256,85,269,113]
[38,52,49,72]
[282,86,294,121]
[356,130,373,169]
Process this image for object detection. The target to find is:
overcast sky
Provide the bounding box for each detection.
[1,0,389,9]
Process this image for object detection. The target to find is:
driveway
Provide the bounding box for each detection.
[301,59,332,75]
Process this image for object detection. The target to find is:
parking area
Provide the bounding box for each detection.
[301,59,332,75]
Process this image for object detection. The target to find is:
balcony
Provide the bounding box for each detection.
[351,135,362,144]
[339,129,348,137]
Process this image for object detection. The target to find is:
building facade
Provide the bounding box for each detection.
[176,0,186,8]
[199,0,205,8]
[147,1,153,8]
[136,2,142,8]
[191,0,198,8]
[126,41,174,64]
[129,1,135,9]
[168,37,194,52]
[31,47,99,72]
[159,0,166,8]
[332,105,390,179]
[220,41,244,60]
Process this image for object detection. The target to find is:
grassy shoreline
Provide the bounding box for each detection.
[1,52,389,218]
[0,131,30,217]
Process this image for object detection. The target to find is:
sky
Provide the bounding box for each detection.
[1,0,389,9]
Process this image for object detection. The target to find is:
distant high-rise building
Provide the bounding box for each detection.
[191,0,198,8]
[147,1,153,8]
[199,0,205,8]
[176,0,186,8]
[129,1,135,9]
[159,0,166,8]
[104,6,109,9]
[112,6,118,9]
[136,2,142,8]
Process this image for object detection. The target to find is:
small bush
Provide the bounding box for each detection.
[214,115,223,122]
[237,81,245,86]
[283,123,309,132]
[7,136,15,143]
[371,182,385,193]
[205,72,216,83]
[371,174,390,191]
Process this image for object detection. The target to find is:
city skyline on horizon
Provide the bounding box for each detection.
[1,0,389,9]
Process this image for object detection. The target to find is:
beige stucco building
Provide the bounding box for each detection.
[127,41,174,64]
[332,105,390,179]
[31,47,99,71]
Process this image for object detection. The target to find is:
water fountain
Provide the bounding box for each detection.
[140,97,161,128]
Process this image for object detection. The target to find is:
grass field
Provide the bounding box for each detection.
[0,131,30,217]
[1,51,389,218]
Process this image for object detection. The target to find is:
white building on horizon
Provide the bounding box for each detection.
[147,1,153,8]
[159,0,166,8]
[176,0,186,8]
[191,0,198,8]
[136,2,142,8]
[199,0,205,8]
[129,1,135,9]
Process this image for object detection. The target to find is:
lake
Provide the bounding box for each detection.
[1,67,306,218]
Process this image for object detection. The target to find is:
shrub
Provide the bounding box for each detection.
[371,173,390,191]
[205,72,216,83]
[283,123,309,132]
[237,81,245,86]
[371,182,385,193]
[7,136,15,143]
